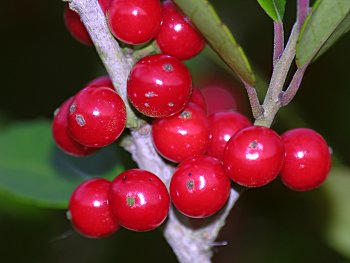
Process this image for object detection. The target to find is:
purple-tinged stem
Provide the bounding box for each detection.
[273,21,284,66]
[243,81,263,119]
[297,0,310,29]
[280,66,308,106]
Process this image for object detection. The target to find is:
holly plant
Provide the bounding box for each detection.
[0,0,350,262]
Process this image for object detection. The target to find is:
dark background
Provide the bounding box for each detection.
[0,0,349,262]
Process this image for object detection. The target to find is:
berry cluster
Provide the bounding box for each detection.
[64,0,205,60]
[68,169,170,238]
[59,0,332,239]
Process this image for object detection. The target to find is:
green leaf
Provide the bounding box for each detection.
[0,120,127,209]
[257,0,287,21]
[173,0,255,86]
[323,167,350,259]
[296,0,350,68]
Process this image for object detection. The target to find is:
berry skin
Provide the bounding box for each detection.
[207,111,252,160]
[68,87,126,147]
[156,0,205,60]
[52,97,99,156]
[280,128,332,191]
[189,88,207,114]
[152,103,209,163]
[98,0,111,14]
[86,75,114,90]
[223,126,285,187]
[107,0,162,44]
[64,4,93,46]
[127,54,192,118]
[170,155,231,218]
[68,178,119,238]
[109,169,170,232]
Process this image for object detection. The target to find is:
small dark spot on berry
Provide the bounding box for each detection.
[249,140,258,149]
[126,196,135,206]
[148,178,152,182]
[188,173,192,177]
[179,111,192,119]
[122,175,127,180]
[163,63,174,72]
[187,179,194,190]
[70,103,76,114]
[75,114,86,126]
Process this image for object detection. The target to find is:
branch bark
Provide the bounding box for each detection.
[65,0,241,262]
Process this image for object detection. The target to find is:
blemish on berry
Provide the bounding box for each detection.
[168,102,174,107]
[70,103,76,114]
[249,140,258,149]
[126,196,135,207]
[75,114,86,127]
[122,175,127,180]
[179,110,192,119]
[163,63,174,72]
[187,179,194,190]
[148,178,152,182]
[144,103,150,107]
[188,172,192,177]
[145,91,156,98]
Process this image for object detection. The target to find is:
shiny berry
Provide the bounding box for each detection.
[98,0,111,14]
[223,126,284,187]
[170,155,231,218]
[68,178,119,238]
[189,88,207,114]
[109,169,170,232]
[152,103,209,163]
[127,54,192,118]
[68,87,126,147]
[64,4,93,46]
[52,97,98,156]
[107,0,162,44]
[281,128,332,191]
[156,0,205,60]
[207,111,252,160]
[86,75,114,90]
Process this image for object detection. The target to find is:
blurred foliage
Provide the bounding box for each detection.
[0,0,349,262]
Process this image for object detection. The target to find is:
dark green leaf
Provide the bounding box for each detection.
[296,0,350,68]
[173,0,255,86]
[0,120,127,209]
[257,0,287,21]
[323,167,350,259]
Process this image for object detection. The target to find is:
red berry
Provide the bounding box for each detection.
[152,103,209,163]
[189,88,207,114]
[207,111,252,160]
[223,126,284,187]
[63,4,93,46]
[170,155,231,218]
[156,0,205,60]
[86,75,114,90]
[52,97,98,156]
[280,128,332,191]
[109,169,170,232]
[98,0,111,14]
[68,87,126,147]
[127,54,192,118]
[68,178,119,238]
[107,0,162,44]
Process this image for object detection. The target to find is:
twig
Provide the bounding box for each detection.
[280,66,308,106]
[243,81,263,119]
[297,0,310,29]
[273,21,284,66]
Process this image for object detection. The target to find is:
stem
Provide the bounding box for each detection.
[66,0,142,129]
[273,22,284,66]
[297,0,310,29]
[280,66,307,106]
[243,81,263,119]
[255,23,299,127]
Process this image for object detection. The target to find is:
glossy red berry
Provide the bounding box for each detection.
[189,88,207,114]
[223,126,284,187]
[280,128,332,191]
[52,97,98,156]
[152,103,209,163]
[107,0,162,44]
[86,75,114,90]
[207,111,252,160]
[68,178,119,238]
[127,54,192,118]
[156,0,205,60]
[170,155,231,218]
[98,0,111,14]
[68,87,126,147]
[63,4,93,46]
[109,169,170,232]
